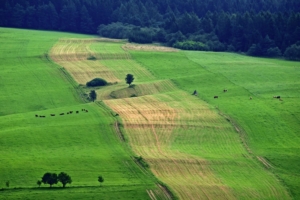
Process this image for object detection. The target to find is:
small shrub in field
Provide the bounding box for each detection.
[86,78,107,87]
[87,55,97,60]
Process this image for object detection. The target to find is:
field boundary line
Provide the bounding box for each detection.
[47,44,88,103]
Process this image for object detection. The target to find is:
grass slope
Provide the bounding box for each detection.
[130,50,300,199]
[75,40,292,199]
[0,28,162,200]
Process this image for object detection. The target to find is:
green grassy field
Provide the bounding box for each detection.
[0,28,163,200]
[130,50,300,198]
[1,28,299,199]
[80,40,296,199]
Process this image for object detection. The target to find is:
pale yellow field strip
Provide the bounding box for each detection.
[104,89,291,200]
[50,39,120,84]
[50,39,155,85]
[122,43,178,52]
[49,39,290,200]
[104,93,237,200]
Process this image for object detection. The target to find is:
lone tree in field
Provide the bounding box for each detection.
[37,180,42,187]
[89,90,97,102]
[98,175,104,186]
[41,172,58,188]
[58,172,72,188]
[125,74,134,86]
[6,180,9,188]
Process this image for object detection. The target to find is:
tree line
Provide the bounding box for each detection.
[0,0,299,59]
[4,173,104,188]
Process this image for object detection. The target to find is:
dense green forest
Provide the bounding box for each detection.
[1,0,300,60]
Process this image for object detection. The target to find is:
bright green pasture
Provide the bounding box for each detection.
[0,103,155,199]
[0,28,91,116]
[130,50,300,199]
[0,28,158,199]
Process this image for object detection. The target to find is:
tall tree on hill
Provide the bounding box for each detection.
[25,5,37,29]
[12,3,25,28]
[60,2,78,32]
[125,74,134,86]
[48,2,59,30]
[80,5,94,34]
[89,90,97,102]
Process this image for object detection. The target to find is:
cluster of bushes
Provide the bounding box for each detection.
[86,78,107,87]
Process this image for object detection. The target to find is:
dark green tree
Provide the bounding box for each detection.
[98,175,104,186]
[125,74,134,86]
[89,90,97,102]
[80,5,94,34]
[25,5,37,29]
[5,180,9,188]
[60,2,78,32]
[41,172,58,188]
[58,172,72,188]
[284,43,300,60]
[12,3,25,28]
[37,180,42,187]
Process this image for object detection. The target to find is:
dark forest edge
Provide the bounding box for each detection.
[1,0,300,60]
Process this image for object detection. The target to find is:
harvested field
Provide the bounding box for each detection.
[50,39,120,84]
[109,80,177,99]
[50,38,292,199]
[105,92,236,200]
[50,39,154,85]
[122,43,178,52]
[105,90,290,199]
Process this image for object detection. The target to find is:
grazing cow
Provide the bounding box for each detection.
[250,96,252,100]
[86,110,88,112]
[273,96,280,99]
[60,113,64,115]
[70,111,73,114]
[35,114,38,117]
[76,111,79,113]
[214,96,218,99]
[50,114,55,116]
[115,113,119,116]
[40,115,45,118]
[67,112,70,114]
[223,89,228,92]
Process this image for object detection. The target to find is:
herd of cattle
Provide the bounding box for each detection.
[35,108,88,118]
[192,89,282,101]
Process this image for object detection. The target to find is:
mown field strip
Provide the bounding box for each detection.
[104,90,290,199]
[50,38,292,199]
[50,39,154,86]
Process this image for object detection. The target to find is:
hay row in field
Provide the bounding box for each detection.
[122,43,178,52]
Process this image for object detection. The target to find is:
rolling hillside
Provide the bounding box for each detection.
[0,28,299,199]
